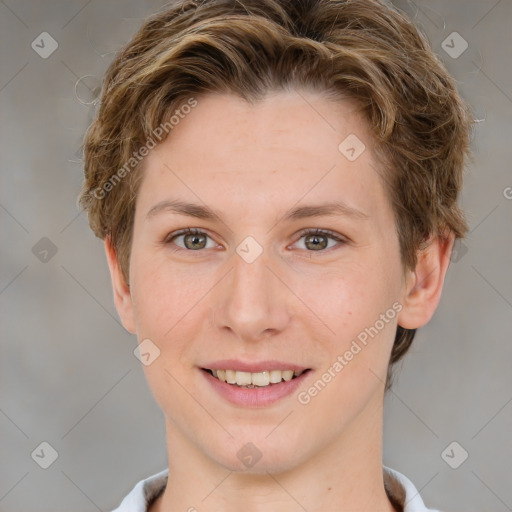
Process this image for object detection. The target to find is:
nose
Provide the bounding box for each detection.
[212,247,292,342]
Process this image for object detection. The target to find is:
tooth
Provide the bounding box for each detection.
[215,369,302,386]
[282,370,294,381]
[269,370,283,383]
[235,371,252,386]
[225,369,237,384]
[251,371,270,387]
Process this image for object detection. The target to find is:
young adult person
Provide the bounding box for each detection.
[79,1,473,510]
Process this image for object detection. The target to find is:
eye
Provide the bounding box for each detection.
[164,228,347,254]
[292,228,347,252]
[165,228,217,251]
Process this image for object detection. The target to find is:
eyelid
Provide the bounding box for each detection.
[164,227,204,243]
[293,227,348,243]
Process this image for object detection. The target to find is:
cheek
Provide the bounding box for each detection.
[298,260,399,334]
[298,255,401,384]
[130,252,207,339]
[129,256,211,413]
[128,253,223,398]
[295,275,399,427]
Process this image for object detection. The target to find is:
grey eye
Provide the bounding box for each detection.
[182,232,208,250]
[170,230,216,251]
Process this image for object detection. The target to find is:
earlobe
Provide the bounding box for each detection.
[104,237,137,334]
[397,234,455,330]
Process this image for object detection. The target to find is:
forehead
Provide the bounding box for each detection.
[136,90,391,225]
[160,90,370,166]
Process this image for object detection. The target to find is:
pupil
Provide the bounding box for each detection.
[306,234,327,250]
[185,233,206,250]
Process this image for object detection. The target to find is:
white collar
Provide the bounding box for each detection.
[111,466,440,512]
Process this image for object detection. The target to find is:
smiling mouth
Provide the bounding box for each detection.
[202,368,310,388]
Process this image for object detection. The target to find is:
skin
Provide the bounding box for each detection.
[105,89,453,512]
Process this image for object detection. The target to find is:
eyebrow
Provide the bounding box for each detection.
[145,199,369,222]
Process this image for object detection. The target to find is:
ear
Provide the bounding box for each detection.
[104,237,136,334]
[397,233,455,330]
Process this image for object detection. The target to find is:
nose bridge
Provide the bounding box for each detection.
[214,244,291,340]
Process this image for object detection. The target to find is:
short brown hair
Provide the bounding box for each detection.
[79,0,473,388]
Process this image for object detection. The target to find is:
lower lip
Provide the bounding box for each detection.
[201,369,311,407]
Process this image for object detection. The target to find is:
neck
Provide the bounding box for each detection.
[152,395,397,512]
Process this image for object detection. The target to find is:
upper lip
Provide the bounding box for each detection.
[201,359,310,373]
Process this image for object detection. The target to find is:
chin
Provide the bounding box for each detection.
[214,451,303,476]
[203,430,310,475]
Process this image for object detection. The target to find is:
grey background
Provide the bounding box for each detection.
[1,0,511,511]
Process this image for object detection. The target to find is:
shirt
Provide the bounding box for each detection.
[111,465,441,512]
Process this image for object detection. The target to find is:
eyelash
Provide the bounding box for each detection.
[163,227,348,254]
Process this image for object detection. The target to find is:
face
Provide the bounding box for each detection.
[110,90,426,473]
